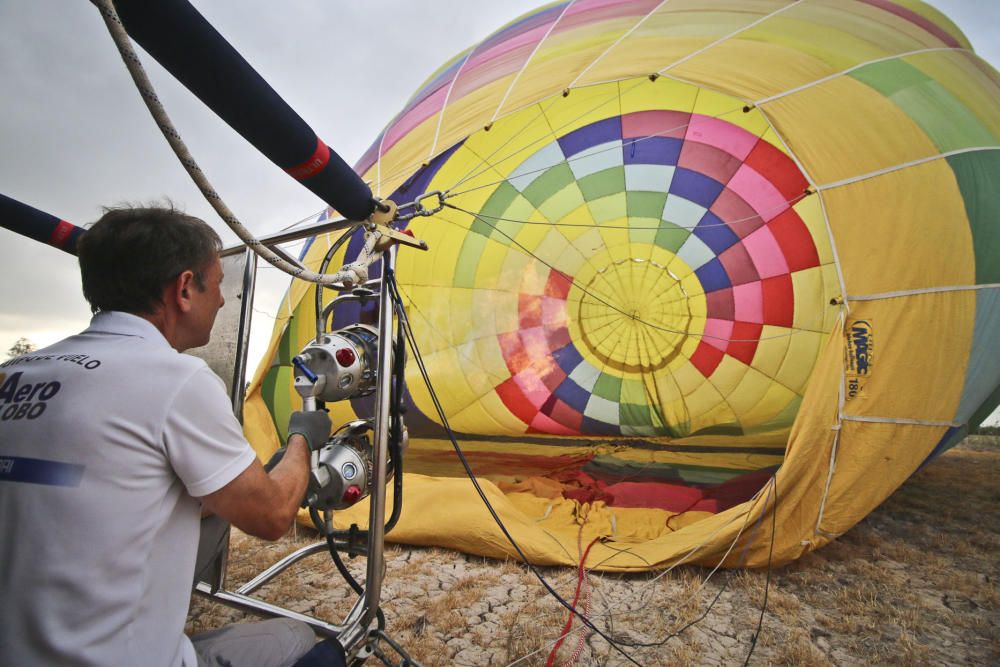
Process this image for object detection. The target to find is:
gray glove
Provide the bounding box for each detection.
[287,410,332,451]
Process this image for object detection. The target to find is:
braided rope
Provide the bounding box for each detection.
[91,0,379,286]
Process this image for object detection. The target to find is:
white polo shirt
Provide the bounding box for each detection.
[0,312,256,666]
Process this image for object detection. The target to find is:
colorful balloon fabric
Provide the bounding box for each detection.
[246,0,1000,569]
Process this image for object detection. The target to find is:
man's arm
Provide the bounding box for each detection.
[199,435,311,540]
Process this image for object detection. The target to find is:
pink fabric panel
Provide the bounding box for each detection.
[732,282,764,324]
[382,85,450,155]
[530,411,580,435]
[742,226,790,279]
[703,318,734,351]
[621,110,690,139]
[727,164,789,223]
[685,116,757,160]
[513,370,551,408]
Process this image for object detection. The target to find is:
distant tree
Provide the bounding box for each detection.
[6,337,36,359]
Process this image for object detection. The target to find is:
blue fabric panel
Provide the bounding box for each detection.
[581,415,622,436]
[669,168,725,208]
[558,117,622,158]
[553,377,592,412]
[693,211,739,254]
[955,288,1000,423]
[695,258,731,293]
[623,136,682,167]
[552,343,584,375]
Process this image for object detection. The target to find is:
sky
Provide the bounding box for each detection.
[1,1,998,423]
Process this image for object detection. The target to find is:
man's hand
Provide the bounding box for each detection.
[287,410,332,451]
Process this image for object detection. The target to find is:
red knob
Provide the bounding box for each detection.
[342,485,363,504]
[335,347,356,367]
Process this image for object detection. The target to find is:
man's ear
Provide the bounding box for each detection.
[172,269,197,313]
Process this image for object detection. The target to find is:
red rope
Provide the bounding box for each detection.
[546,535,601,667]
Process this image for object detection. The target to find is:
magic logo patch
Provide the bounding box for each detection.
[845,319,874,401]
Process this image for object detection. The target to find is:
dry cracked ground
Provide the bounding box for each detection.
[187,436,999,665]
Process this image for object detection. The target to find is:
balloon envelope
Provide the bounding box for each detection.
[247,0,1000,569]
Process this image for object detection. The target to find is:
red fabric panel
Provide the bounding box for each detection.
[603,481,703,512]
[690,340,725,377]
[768,209,820,272]
[743,139,809,203]
[495,377,537,426]
[727,321,762,365]
[761,274,794,327]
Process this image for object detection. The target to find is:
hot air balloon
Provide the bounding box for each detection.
[246,0,1000,569]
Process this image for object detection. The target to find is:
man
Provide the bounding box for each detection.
[0,205,329,666]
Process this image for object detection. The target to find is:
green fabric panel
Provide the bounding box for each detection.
[538,183,586,223]
[454,233,488,288]
[629,217,659,245]
[620,402,652,427]
[592,372,622,401]
[627,191,668,220]
[956,289,1000,423]
[261,365,292,441]
[495,194,536,243]
[850,61,996,151]
[946,151,1000,284]
[588,192,627,223]
[654,221,690,253]
[521,163,576,208]
[478,181,520,238]
[276,325,293,366]
[578,167,626,201]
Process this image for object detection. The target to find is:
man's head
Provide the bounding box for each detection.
[78,205,225,350]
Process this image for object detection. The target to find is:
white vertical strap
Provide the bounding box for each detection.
[752,110,850,310]
[565,0,671,90]
[490,0,577,123]
[428,49,476,161]
[657,0,804,74]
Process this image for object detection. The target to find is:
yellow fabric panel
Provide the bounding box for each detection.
[762,75,941,186]
[452,391,528,433]
[791,266,837,331]
[673,38,836,103]
[794,195,833,264]
[708,354,750,398]
[619,75,699,115]
[840,292,974,423]
[818,421,946,537]
[822,159,974,294]
[774,329,825,391]
[723,366,775,417]
[741,382,799,426]
[752,326,791,378]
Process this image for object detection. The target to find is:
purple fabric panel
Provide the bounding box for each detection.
[695,258,731,293]
[558,117,622,157]
[693,211,739,254]
[623,136,682,166]
[669,168,725,208]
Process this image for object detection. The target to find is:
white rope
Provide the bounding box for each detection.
[490,0,577,123]
[848,283,1000,302]
[428,50,476,161]
[753,47,969,107]
[816,146,1000,192]
[656,0,804,74]
[92,0,380,287]
[564,0,671,90]
[840,415,962,428]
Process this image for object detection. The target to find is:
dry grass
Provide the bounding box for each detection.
[188,437,999,665]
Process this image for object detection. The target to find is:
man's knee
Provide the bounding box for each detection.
[192,617,315,667]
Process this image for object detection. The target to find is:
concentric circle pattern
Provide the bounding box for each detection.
[389,87,836,439]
